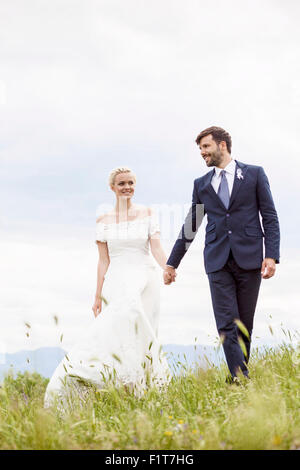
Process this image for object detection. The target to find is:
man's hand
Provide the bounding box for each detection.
[261,258,276,279]
[163,266,177,285]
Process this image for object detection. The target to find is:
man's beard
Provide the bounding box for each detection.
[206,147,222,167]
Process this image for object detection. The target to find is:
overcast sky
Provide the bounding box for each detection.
[0,0,299,355]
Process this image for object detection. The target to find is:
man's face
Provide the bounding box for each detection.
[198,134,222,167]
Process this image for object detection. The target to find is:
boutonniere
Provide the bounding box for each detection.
[236,168,244,180]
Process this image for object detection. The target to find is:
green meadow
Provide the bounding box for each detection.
[0,342,299,450]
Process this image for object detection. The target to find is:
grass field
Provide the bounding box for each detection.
[0,342,299,450]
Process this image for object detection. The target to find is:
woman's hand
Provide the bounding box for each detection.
[92,297,102,318]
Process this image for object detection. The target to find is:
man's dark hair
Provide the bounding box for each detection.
[195,126,232,154]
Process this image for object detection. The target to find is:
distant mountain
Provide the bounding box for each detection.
[0,345,225,382]
[0,347,66,382]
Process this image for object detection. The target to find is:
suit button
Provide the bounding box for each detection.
[228,230,232,234]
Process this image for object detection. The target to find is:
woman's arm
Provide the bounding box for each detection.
[92,241,110,317]
[149,233,168,270]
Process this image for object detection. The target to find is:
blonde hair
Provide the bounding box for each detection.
[108,167,136,187]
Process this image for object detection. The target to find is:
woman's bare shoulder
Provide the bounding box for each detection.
[140,205,154,217]
[96,212,115,224]
[96,214,108,223]
[132,204,152,217]
[96,205,153,223]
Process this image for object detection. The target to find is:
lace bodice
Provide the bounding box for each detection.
[95,213,160,265]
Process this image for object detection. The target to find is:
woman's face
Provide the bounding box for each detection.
[111,172,136,199]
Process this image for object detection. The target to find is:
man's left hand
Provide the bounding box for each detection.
[261,258,276,279]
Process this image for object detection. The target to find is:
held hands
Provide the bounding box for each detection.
[92,297,102,318]
[261,258,276,279]
[163,266,177,285]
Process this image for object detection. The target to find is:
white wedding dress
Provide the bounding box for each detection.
[44,213,171,408]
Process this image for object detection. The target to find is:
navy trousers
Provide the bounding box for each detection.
[207,251,262,378]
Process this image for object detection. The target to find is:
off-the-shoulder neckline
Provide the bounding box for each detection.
[96,214,152,226]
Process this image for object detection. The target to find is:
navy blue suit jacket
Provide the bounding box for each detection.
[167,160,280,274]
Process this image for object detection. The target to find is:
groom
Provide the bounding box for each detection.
[164,126,280,381]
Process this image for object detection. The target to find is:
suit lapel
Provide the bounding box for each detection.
[228,160,248,209]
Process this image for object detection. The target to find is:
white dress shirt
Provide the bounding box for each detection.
[211,158,236,196]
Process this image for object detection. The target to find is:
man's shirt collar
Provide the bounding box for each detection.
[214,158,236,177]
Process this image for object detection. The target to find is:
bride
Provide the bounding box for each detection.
[44,167,171,408]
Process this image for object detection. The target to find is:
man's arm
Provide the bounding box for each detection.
[256,167,280,278]
[256,166,280,262]
[166,180,204,271]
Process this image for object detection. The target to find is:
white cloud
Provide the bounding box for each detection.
[1,0,299,165]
